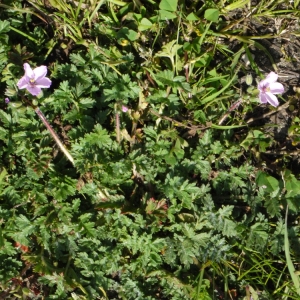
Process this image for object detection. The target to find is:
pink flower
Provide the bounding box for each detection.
[17,63,52,96]
[258,72,284,107]
[122,105,128,112]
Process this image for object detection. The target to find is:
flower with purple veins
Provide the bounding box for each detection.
[17,63,52,96]
[258,71,284,107]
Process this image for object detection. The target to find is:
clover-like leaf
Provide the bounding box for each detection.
[159,0,178,12]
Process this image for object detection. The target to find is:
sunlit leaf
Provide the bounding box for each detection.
[204,9,220,22]
[159,0,178,12]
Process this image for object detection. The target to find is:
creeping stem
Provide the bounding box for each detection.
[34,107,75,165]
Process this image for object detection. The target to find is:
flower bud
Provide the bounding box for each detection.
[245,73,253,85]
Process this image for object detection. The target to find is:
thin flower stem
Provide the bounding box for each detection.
[35,107,75,165]
[116,112,120,143]
[218,99,242,125]
[18,94,74,165]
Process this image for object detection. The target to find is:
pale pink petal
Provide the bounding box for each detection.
[33,66,47,81]
[265,72,278,83]
[17,76,29,89]
[18,63,51,94]
[258,79,269,91]
[26,85,42,96]
[265,92,279,107]
[257,72,283,107]
[122,105,128,112]
[259,93,268,104]
[269,82,284,94]
[35,77,52,88]
[24,63,34,79]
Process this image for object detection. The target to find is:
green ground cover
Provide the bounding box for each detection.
[0,0,300,299]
